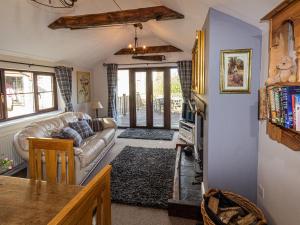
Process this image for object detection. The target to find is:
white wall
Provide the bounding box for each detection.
[92,62,108,118]
[257,31,300,225]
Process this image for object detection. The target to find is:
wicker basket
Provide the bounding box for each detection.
[201,189,267,225]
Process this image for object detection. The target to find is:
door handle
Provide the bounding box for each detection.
[1,93,4,104]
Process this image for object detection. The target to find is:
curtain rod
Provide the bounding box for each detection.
[103,61,178,66]
[0,60,73,70]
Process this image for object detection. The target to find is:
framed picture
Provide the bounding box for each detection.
[220,49,252,94]
[192,30,205,95]
[77,71,91,103]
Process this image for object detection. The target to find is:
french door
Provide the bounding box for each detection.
[129,68,170,129]
[117,67,182,129]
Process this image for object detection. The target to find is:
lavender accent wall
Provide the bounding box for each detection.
[203,9,262,202]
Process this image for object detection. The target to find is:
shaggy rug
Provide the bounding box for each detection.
[117,128,175,141]
[110,146,176,209]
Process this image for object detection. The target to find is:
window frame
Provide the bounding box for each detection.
[0,68,58,122]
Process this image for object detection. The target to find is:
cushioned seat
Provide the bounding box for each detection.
[78,135,106,168]
[97,128,115,145]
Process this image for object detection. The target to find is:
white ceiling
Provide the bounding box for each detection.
[0,0,281,69]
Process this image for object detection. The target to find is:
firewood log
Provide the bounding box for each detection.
[237,213,257,225]
[208,196,219,214]
[219,210,239,224]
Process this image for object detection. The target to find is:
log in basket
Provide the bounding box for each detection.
[201,189,267,225]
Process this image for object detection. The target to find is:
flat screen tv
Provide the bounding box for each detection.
[182,102,195,123]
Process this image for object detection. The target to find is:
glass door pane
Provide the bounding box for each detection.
[170,68,183,129]
[117,70,130,127]
[152,71,164,127]
[135,71,147,127]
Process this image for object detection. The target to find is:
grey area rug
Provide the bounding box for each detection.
[111,146,176,209]
[117,128,175,141]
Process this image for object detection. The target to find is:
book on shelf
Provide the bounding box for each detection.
[267,85,300,131]
[295,94,300,132]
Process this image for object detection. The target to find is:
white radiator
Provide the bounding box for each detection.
[0,130,23,167]
[0,111,63,168]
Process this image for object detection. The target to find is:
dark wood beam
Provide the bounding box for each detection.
[115,45,183,55]
[49,6,184,30]
[132,55,166,61]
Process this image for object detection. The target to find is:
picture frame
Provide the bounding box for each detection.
[192,30,205,95]
[77,71,91,104]
[220,49,252,94]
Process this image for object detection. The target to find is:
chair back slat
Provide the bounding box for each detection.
[48,165,112,225]
[28,137,75,185]
[60,152,66,184]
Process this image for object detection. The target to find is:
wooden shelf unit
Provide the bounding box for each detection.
[262,1,300,151]
[267,121,300,151]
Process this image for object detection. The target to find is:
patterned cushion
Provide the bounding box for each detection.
[60,127,83,147]
[51,130,66,139]
[69,120,94,139]
[86,119,104,132]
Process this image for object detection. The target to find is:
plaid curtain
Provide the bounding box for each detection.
[55,66,74,112]
[177,61,192,102]
[107,64,118,119]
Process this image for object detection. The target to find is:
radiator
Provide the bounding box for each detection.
[0,130,23,167]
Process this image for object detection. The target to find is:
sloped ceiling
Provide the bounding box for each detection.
[0,0,281,69]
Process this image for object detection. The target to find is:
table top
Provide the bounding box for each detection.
[0,176,83,225]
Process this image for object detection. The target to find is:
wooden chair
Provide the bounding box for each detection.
[28,137,75,184]
[48,165,112,225]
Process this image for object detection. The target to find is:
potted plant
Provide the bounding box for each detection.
[0,156,13,174]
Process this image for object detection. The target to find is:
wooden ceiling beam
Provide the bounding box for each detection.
[132,55,166,61]
[49,6,184,30]
[114,45,183,55]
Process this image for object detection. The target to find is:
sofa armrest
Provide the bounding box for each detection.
[101,118,117,130]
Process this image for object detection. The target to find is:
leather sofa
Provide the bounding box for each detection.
[13,112,117,184]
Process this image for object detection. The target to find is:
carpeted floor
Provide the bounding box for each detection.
[118,128,175,140]
[85,130,197,225]
[111,146,176,209]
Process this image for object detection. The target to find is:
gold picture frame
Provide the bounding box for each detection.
[192,30,205,95]
[220,49,252,94]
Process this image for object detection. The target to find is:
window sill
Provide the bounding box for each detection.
[0,110,64,130]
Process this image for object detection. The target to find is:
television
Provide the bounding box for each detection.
[182,102,195,123]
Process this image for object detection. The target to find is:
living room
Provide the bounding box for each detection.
[0,1,299,225]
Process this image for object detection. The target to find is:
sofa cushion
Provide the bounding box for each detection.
[77,134,106,168]
[61,127,83,147]
[69,120,94,139]
[59,112,92,127]
[97,128,115,145]
[86,118,104,132]
[33,117,65,136]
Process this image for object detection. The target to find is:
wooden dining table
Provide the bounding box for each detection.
[0,176,83,225]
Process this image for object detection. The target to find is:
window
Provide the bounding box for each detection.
[0,69,57,120]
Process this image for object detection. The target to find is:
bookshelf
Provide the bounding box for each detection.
[262,1,300,151]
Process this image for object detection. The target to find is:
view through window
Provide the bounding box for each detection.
[0,70,57,120]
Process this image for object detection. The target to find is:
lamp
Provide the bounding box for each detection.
[92,101,104,118]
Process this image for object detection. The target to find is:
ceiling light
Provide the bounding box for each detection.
[127,24,147,55]
[30,0,77,8]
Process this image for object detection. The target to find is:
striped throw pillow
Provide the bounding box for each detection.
[86,119,104,132]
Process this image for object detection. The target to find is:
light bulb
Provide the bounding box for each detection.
[128,44,133,49]
[143,45,146,49]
